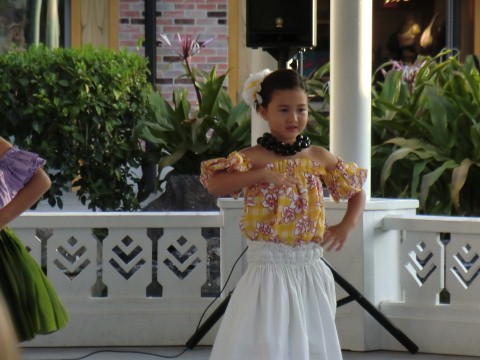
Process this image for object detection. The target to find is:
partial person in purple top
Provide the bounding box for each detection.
[0,136,68,343]
[0,137,51,225]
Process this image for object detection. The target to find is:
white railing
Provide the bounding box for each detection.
[15,199,245,347]
[379,214,480,357]
[14,198,480,356]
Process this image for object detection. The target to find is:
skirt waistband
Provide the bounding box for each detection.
[246,240,324,266]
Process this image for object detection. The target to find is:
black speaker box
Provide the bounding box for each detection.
[246,0,317,49]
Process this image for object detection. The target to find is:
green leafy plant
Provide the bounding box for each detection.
[0,45,153,211]
[302,51,480,216]
[305,62,330,147]
[371,50,480,215]
[134,34,251,194]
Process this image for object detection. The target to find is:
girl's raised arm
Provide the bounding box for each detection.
[0,137,51,229]
[204,163,300,197]
[205,168,267,196]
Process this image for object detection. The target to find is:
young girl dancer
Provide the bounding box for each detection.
[200,69,367,359]
[0,136,68,342]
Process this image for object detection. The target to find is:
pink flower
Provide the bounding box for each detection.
[157,33,215,105]
[292,195,308,213]
[383,59,425,93]
[260,188,277,211]
[304,173,317,189]
[158,33,214,61]
[281,207,296,223]
[256,222,273,235]
[295,216,313,236]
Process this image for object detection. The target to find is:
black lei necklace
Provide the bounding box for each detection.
[257,132,311,156]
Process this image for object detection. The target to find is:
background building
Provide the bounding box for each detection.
[1,0,479,103]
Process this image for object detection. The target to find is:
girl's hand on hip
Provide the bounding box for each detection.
[321,223,351,252]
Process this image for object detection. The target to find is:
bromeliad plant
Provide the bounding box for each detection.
[134,34,251,195]
[371,50,480,215]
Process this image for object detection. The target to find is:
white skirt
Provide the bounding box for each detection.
[209,240,342,360]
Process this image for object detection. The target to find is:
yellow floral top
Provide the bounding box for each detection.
[200,151,367,247]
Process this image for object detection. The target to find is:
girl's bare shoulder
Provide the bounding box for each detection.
[0,137,12,159]
[239,145,276,168]
[306,145,338,169]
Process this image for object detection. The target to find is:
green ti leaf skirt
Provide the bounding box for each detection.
[0,227,69,342]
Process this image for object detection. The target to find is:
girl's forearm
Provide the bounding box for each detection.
[205,168,266,196]
[0,169,51,228]
[340,190,366,229]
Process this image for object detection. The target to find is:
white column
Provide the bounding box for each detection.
[250,49,277,145]
[330,0,372,198]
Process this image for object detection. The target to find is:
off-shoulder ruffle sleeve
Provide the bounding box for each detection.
[0,146,46,207]
[322,158,367,202]
[200,151,252,198]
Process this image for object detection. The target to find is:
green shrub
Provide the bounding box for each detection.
[0,45,153,211]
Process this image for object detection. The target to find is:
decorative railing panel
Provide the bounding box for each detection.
[446,233,480,305]
[382,215,480,356]
[49,229,99,298]
[11,210,234,347]
[157,227,207,298]
[401,231,444,304]
[103,228,153,298]
[384,215,480,306]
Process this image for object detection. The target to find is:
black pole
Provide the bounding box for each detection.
[185,291,233,349]
[142,0,157,196]
[277,48,289,69]
[322,259,419,355]
[144,0,157,85]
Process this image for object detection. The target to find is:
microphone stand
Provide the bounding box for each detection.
[322,259,419,354]
[185,291,233,350]
[185,257,419,354]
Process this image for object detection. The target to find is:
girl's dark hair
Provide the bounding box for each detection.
[257,69,307,109]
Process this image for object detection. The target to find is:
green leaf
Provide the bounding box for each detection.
[134,123,169,145]
[470,124,480,161]
[198,69,228,116]
[381,147,414,189]
[148,91,176,131]
[159,148,188,171]
[419,160,457,209]
[425,88,455,149]
[450,158,474,210]
[411,161,427,198]
[385,137,425,150]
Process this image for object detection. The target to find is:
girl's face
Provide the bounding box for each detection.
[259,88,308,144]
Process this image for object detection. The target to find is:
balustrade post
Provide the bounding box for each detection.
[325,198,418,351]
[216,198,246,296]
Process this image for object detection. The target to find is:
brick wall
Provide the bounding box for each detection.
[118,0,228,103]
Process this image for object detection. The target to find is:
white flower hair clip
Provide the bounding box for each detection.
[242,69,272,107]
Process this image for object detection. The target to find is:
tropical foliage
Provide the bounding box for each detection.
[134,34,251,193]
[306,51,480,216]
[3,41,477,215]
[371,50,480,215]
[305,62,330,147]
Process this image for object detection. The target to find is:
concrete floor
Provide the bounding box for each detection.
[21,347,478,360]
